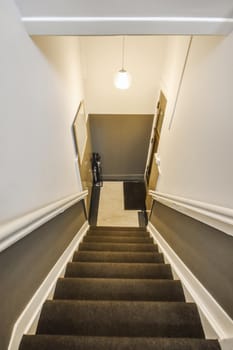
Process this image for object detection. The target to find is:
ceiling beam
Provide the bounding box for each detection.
[21,16,233,35]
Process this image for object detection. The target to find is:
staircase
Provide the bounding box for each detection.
[19,226,220,350]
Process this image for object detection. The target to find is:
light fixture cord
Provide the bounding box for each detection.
[122,36,125,70]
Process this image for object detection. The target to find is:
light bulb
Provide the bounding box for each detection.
[114,69,131,90]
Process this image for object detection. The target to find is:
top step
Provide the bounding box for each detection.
[90,226,147,232]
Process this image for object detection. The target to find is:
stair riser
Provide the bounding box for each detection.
[54,278,185,301]
[37,301,205,338]
[89,227,146,232]
[73,251,164,263]
[79,243,157,252]
[65,263,173,279]
[83,236,153,243]
[87,231,150,237]
[20,336,221,350]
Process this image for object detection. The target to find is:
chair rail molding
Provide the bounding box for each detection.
[149,190,233,237]
[0,190,88,253]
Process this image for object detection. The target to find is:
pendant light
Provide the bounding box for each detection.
[114,36,131,90]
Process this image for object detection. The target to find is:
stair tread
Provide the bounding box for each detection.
[20,335,221,350]
[37,300,205,338]
[65,262,173,279]
[54,278,185,301]
[73,251,164,263]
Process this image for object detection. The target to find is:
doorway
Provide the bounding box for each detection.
[72,102,93,218]
[145,91,167,210]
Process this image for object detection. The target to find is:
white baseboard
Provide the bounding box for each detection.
[147,222,233,343]
[0,190,88,253]
[8,221,89,350]
[149,190,233,237]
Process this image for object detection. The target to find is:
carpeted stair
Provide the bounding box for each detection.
[19,226,220,350]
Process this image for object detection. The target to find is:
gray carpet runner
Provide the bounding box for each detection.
[19,226,220,350]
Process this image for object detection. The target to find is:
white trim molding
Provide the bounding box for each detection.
[8,221,89,350]
[147,222,233,346]
[0,190,88,253]
[149,190,233,237]
[21,16,233,35]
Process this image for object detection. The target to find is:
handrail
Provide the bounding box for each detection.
[149,190,233,236]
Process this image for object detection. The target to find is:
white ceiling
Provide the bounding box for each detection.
[14,0,233,18]
[15,0,233,35]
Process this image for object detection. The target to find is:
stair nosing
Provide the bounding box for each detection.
[67,261,170,266]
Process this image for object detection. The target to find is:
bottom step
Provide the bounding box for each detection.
[20,335,221,350]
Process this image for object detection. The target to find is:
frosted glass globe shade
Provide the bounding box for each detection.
[114,69,131,89]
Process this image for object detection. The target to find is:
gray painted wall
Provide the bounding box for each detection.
[90,114,153,180]
[0,201,86,350]
[150,201,233,319]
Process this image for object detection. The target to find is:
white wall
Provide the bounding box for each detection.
[81,36,167,114]
[0,0,84,223]
[160,36,191,129]
[157,33,233,209]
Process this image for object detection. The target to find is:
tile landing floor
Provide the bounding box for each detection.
[97,181,139,227]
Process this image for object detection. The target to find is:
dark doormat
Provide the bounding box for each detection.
[123,181,146,210]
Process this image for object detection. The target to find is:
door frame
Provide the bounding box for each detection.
[145,90,167,211]
[144,90,167,183]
